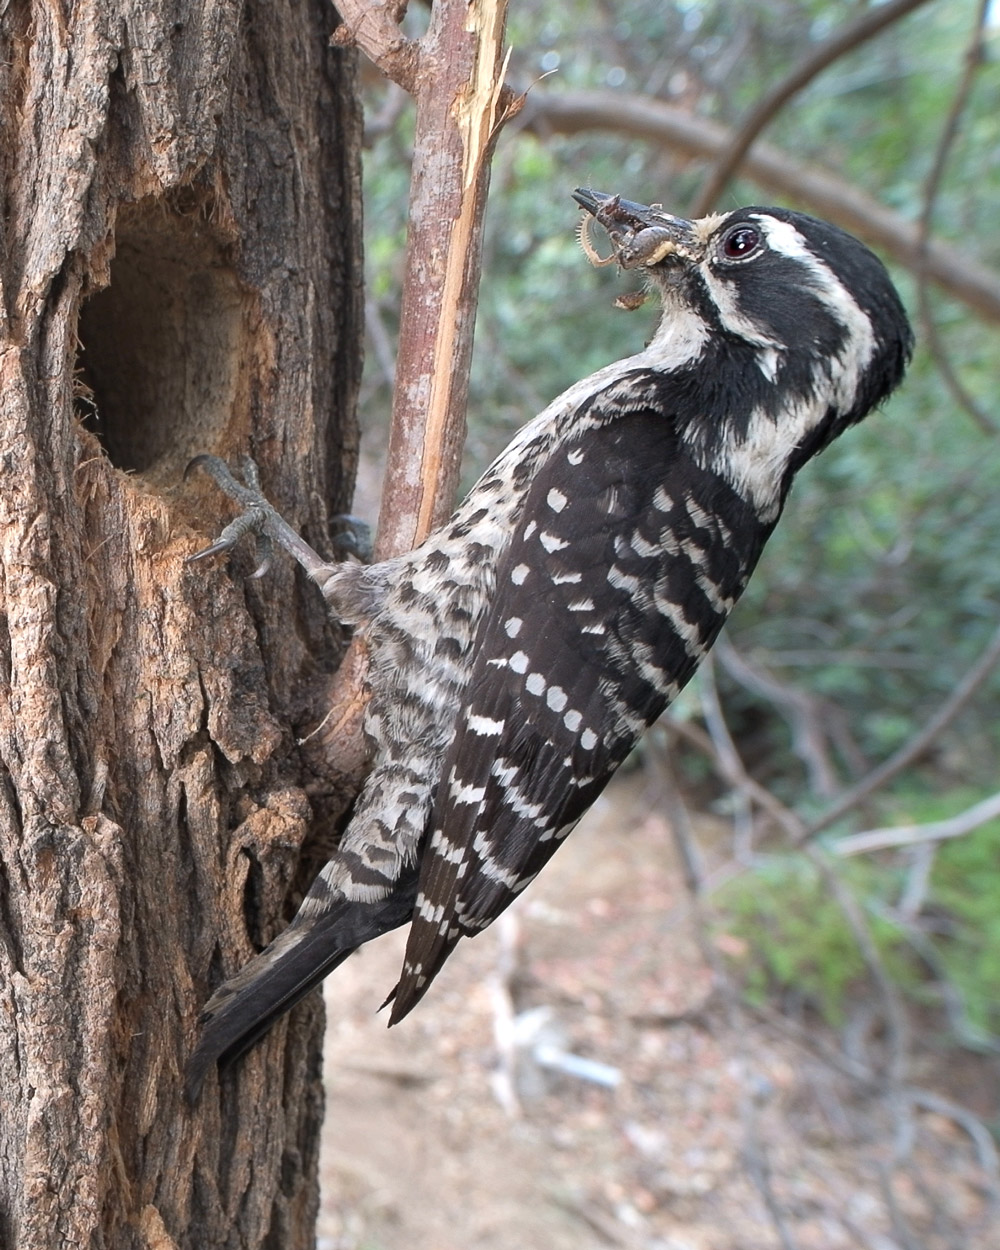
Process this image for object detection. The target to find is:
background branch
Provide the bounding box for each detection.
[834,789,1000,857]
[519,88,1000,323]
[692,0,933,216]
[715,635,844,799]
[332,0,419,93]
[670,679,911,1087]
[795,616,1000,845]
[913,0,996,434]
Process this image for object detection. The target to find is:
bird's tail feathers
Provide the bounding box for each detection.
[185,873,418,1102]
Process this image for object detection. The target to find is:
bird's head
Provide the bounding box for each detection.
[574,188,913,514]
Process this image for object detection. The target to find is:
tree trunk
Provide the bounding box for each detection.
[0,1,363,1246]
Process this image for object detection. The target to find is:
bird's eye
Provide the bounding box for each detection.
[720,225,761,260]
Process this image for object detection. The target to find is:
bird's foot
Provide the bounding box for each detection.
[329,514,374,565]
[186,454,332,583]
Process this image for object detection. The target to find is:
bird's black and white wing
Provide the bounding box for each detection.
[389,391,770,1020]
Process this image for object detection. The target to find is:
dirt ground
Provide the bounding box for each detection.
[316,774,999,1250]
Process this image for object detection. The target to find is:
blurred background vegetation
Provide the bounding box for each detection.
[356,0,1000,1065]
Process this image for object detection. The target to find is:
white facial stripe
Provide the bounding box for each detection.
[717,400,818,520]
[755,216,877,408]
[699,265,784,351]
[757,346,780,382]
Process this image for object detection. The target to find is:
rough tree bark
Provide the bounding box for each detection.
[0,1,363,1245]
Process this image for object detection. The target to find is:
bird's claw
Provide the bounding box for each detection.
[185,456,278,575]
[186,519,274,578]
[185,455,342,585]
[185,453,264,503]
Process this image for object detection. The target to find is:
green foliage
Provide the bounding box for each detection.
[713,853,916,1024]
[921,796,1000,1037]
[730,364,1000,767]
[714,790,1000,1041]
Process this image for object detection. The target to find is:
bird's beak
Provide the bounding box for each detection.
[573,188,704,270]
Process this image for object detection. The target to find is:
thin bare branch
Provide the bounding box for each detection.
[518,88,1000,323]
[699,655,755,859]
[668,617,1000,864]
[488,911,523,1117]
[740,1091,801,1250]
[914,0,997,435]
[919,306,997,434]
[332,0,419,92]
[653,743,707,896]
[804,844,910,1088]
[716,635,843,798]
[897,842,935,920]
[868,894,1000,1052]
[667,687,914,1202]
[692,0,933,216]
[834,788,1000,856]
[876,1162,923,1250]
[795,616,1000,845]
[907,1088,1000,1201]
[663,714,803,844]
[675,672,911,1083]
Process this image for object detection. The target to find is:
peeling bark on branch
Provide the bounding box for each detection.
[335,0,512,560]
[313,0,511,775]
[0,2,363,1246]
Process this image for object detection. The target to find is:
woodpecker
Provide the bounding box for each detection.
[184,189,912,1098]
